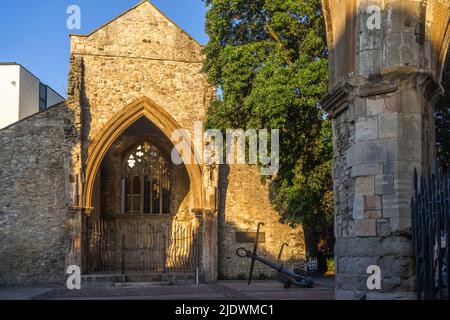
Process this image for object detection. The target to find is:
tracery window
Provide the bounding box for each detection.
[122,142,170,215]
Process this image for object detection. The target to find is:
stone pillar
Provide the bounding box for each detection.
[65,207,84,271]
[322,0,445,299]
[198,164,219,283]
[201,209,218,282]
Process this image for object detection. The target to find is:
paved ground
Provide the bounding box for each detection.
[0,277,335,300]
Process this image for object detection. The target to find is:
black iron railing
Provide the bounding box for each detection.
[411,166,450,300]
[85,217,201,274]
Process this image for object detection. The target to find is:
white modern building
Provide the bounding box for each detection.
[0,62,65,129]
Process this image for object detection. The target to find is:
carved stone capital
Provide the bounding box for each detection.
[321,83,356,117]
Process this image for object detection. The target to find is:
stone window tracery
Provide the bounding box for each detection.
[122,142,170,215]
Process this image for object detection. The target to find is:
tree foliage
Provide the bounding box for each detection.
[202,0,333,256]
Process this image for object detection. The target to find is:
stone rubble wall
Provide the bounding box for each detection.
[0,104,77,285]
[218,165,306,279]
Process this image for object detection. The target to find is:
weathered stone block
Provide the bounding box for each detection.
[402,32,421,67]
[385,93,402,113]
[354,97,367,119]
[335,274,361,291]
[380,236,413,256]
[358,49,382,76]
[375,174,394,195]
[378,113,403,139]
[383,161,407,175]
[355,219,377,237]
[353,196,364,219]
[355,176,375,195]
[356,116,378,141]
[379,256,414,278]
[383,33,403,68]
[359,140,388,163]
[387,138,422,161]
[385,1,404,34]
[351,163,383,177]
[364,195,381,211]
[365,210,382,219]
[403,113,422,139]
[382,194,410,219]
[367,97,386,116]
[377,219,392,237]
[394,173,414,196]
[391,217,412,233]
[338,256,377,274]
[401,88,421,113]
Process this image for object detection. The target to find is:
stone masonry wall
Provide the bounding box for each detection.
[70,1,304,280]
[70,1,214,142]
[0,104,77,285]
[331,80,431,298]
[322,0,448,299]
[218,165,306,280]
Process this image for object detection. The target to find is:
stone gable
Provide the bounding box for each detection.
[71,1,204,62]
[69,1,214,143]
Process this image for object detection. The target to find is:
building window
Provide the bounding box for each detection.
[39,83,47,111]
[122,142,170,215]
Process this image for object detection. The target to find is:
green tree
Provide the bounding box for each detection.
[202,0,333,260]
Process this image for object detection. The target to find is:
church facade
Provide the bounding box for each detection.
[0,1,305,285]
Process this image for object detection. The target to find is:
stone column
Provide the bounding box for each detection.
[65,207,84,271]
[198,164,219,283]
[322,0,444,299]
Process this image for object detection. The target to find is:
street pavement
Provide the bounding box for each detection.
[0,277,335,300]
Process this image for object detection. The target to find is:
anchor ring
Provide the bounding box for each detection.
[236,247,249,258]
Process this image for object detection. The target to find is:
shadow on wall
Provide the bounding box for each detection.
[218,219,307,281]
[0,102,78,286]
[217,165,307,280]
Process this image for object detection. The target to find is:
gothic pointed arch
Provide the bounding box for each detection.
[437,23,450,85]
[83,96,203,211]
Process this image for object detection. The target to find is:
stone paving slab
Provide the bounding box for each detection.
[0,277,335,300]
[0,287,56,300]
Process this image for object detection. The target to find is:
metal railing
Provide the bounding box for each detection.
[85,217,201,274]
[411,167,450,300]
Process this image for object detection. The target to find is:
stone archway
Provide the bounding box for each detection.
[83,96,204,212]
[65,97,219,282]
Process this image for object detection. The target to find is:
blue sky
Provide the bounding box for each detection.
[0,0,208,97]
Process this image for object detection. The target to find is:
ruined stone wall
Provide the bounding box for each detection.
[218,165,306,280]
[68,1,304,280]
[330,79,433,299]
[322,0,449,299]
[69,3,215,248]
[0,104,76,285]
[70,2,214,142]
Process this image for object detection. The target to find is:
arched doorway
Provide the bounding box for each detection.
[80,98,205,276]
[85,117,200,274]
